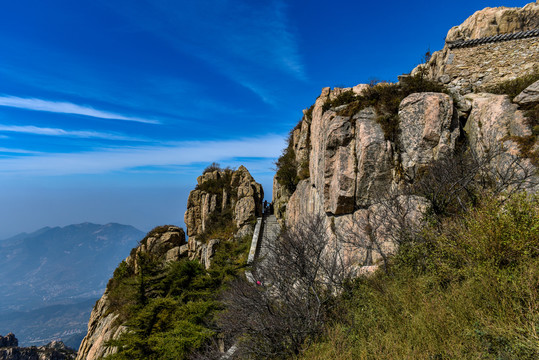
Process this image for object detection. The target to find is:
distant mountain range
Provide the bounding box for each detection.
[0,222,145,346]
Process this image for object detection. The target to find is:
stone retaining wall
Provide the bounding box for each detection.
[423,36,539,93]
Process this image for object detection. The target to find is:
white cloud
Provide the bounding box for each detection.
[0,135,286,176]
[0,95,160,124]
[0,125,146,141]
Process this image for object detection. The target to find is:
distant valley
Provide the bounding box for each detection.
[0,223,145,347]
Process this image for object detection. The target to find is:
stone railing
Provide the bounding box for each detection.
[447,28,539,49]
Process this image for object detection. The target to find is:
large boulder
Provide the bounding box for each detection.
[446,1,539,42]
[398,92,460,179]
[464,93,538,192]
[464,93,532,150]
[231,166,264,229]
[354,107,394,207]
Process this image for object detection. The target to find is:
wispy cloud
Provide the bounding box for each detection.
[0,125,146,141]
[0,135,285,176]
[0,95,160,124]
[105,0,305,104]
[0,147,40,154]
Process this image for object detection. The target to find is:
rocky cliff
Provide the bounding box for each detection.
[76,2,538,358]
[0,334,75,360]
[274,1,539,268]
[77,165,263,360]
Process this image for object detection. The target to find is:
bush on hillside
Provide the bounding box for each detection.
[301,193,539,360]
[484,70,539,99]
[217,215,353,359]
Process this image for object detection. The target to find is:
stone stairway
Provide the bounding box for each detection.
[257,215,279,267]
[222,213,280,359]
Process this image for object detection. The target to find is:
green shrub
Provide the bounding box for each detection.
[275,131,300,193]
[105,234,252,360]
[203,162,221,174]
[196,208,236,243]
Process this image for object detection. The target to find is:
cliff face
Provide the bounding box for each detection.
[274,2,539,268]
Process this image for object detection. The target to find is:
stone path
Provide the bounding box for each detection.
[256,215,280,273]
[245,214,280,283]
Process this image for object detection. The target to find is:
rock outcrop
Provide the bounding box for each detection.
[76,226,187,360]
[0,335,17,348]
[0,334,75,360]
[445,1,539,42]
[185,165,263,238]
[514,79,539,105]
[463,92,539,192]
[184,165,263,266]
[398,92,460,179]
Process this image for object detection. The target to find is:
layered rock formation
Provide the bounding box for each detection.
[413,1,539,93]
[0,334,75,360]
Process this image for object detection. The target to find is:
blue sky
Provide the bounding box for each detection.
[0,0,532,238]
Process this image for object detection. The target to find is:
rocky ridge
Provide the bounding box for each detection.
[276,82,538,266]
[77,166,263,360]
